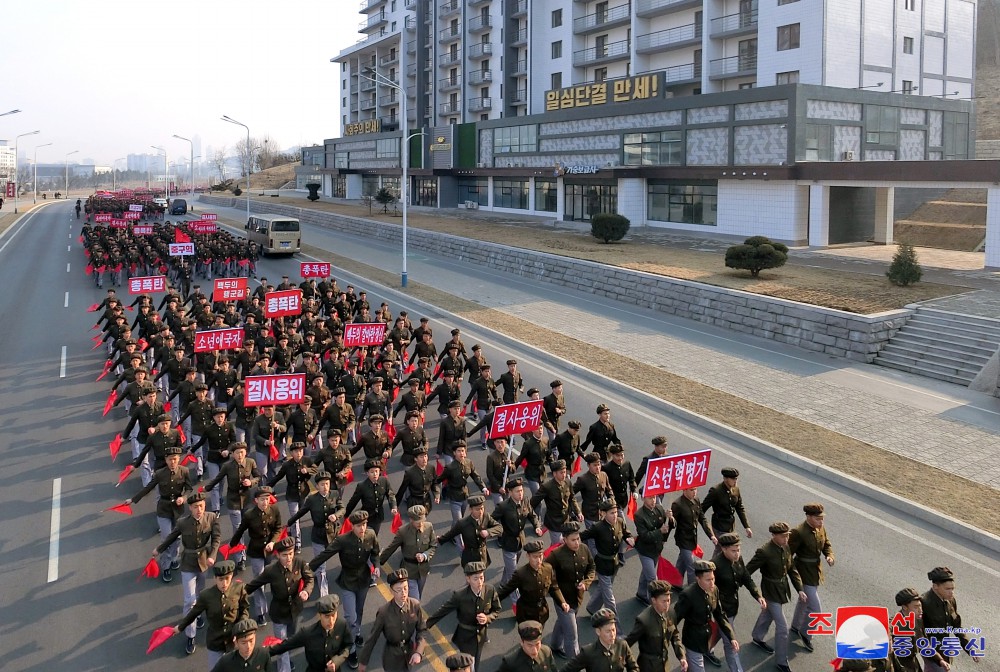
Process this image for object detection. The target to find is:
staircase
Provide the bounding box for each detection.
[874,307,1000,386]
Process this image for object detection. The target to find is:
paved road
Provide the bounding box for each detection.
[0,201,997,671]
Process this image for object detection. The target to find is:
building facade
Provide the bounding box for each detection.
[0,141,15,180]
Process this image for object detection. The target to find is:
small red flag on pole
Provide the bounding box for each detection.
[102,390,116,416]
[344,468,355,484]
[140,557,160,579]
[626,497,638,521]
[177,425,187,444]
[390,511,403,534]
[543,542,563,559]
[109,433,123,461]
[87,303,100,312]
[146,626,176,654]
[96,359,113,381]
[180,454,197,466]
[693,544,704,559]
[656,556,683,586]
[262,636,283,647]
[104,502,133,515]
[339,518,353,535]
[116,465,135,486]
[571,455,582,476]
[435,458,444,477]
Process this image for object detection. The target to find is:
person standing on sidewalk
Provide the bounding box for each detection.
[788,502,834,653]
[746,521,805,672]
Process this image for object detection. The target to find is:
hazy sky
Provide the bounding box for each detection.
[0,1,358,165]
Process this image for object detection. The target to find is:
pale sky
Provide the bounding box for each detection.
[0,1,358,166]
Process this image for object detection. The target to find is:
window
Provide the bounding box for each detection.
[805,124,832,161]
[332,176,346,199]
[335,152,349,169]
[778,0,799,4]
[457,178,488,206]
[596,1,609,23]
[493,179,529,209]
[904,0,915,10]
[865,105,899,145]
[342,97,347,107]
[777,23,800,51]
[414,178,437,207]
[552,41,562,59]
[551,72,562,89]
[594,67,608,82]
[903,37,914,54]
[376,138,399,159]
[391,21,397,31]
[596,34,608,57]
[391,0,396,9]
[776,70,799,84]
[647,182,718,225]
[552,9,562,27]
[565,183,617,222]
[623,131,683,166]
[493,125,538,153]
[902,80,915,95]
[535,179,557,212]
[738,82,755,89]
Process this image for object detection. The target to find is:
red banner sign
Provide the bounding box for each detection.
[213,277,249,302]
[489,399,544,437]
[264,289,302,318]
[343,322,387,347]
[94,213,112,223]
[300,262,331,278]
[243,373,307,407]
[201,213,218,221]
[123,211,142,220]
[110,219,128,229]
[5,182,14,198]
[169,242,195,256]
[128,275,167,295]
[189,221,217,234]
[194,327,244,352]
[641,449,712,497]
[133,224,154,236]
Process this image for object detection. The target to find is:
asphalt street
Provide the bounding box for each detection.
[0,200,997,672]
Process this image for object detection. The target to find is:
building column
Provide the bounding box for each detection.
[616,177,645,226]
[556,177,566,220]
[808,184,830,247]
[873,186,895,244]
[986,187,1000,269]
[345,174,363,200]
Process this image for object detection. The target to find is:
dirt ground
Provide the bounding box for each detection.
[236,195,961,315]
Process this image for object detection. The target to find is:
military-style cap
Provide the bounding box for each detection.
[275,537,295,552]
[363,458,382,471]
[232,619,258,637]
[721,467,740,478]
[463,561,487,575]
[453,439,468,448]
[467,494,486,507]
[550,380,562,388]
[326,429,342,438]
[289,441,306,451]
[229,441,248,451]
[584,453,601,464]
[213,560,236,576]
[562,521,581,534]
[591,608,617,627]
[368,414,385,423]
[125,338,137,345]
[412,446,428,457]
[480,363,490,370]
[599,500,618,512]
[472,345,482,352]
[505,476,524,490]
[142,385,157,395]
[213,405,228,415]
[803,502,825,516]
[419,317,430,323]
[387,568,409,585]
[164,446,183,456]
[348,510,369,524]
[648,580,672,598]
[694,560,716,574]
[839,660,875,672]
[134,367,149,375]
[928,566,954,583]
[331,387,346,395]
[442,369,456,377]
[551,459,567,472]
[156,413,172,423]
[506,359,517,366]
[518,620,544,641]
[524,540,546,554]
[194,382,209,391]
[254,486,274,498]
[315,471,332,483]
[448,400,462,409]
[445,653,475,671]
[187,491,206,505]
[370,378,384,386]
[407,377,421,386]
[526,387,539,397]
[608,443,625,455]
[405,411,420,422]
[567,420,581,430]
[218,355,230,363]
[768,521,790,534]
[450,328,461,336]
[652,436,668,446]
[447,343,459,351]
[596,403,610,414]
[408,504,427,520]
[317,594,341,613]
[895,587,921,606]
[717,532,741,547]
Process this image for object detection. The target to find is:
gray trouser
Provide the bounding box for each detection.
[687,650,707,672]
[250,557,267,617]
[181,570,206,638]
[476,409,488,447]
[312,542,329,597]
[341,585,370,641]
[502,550,520,603]
[207,649,224,669]
[719,615,744,672]
[273,621,298,672]
[637,555,657,600]
[676,548,696,584]
[287,500,301,546]
[449,498,468,546]
[551,606,581,656]
[156,516,179,569]
[752,600,790,666]
[526,479,540,496]
[586,573,618,619]
[205,461,221,511]
[791,583,821,632]
[549,529,564,547]
[227,507,246,563]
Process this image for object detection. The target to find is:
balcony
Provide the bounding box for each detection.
[636,0,703,19]
[510,27,528,46]
[407,105,416,120]
[468,14,492,33]
[358,13,388,32]
[379,92,398,106]
[407,40,416,54]
[407,62,417,76]
[360,0,387,11]
[572,39,630,67]
[440,74,463,91]
[468,69,492,85]
[469,96,492,112]
[360,98,377,110]
[636,22,701,53]
[380,52,399,66]
[512,88,528,104]
[439,0,461,18]
[510,58,528,75]
[405,0,416,8]
[425,57,434,70]
[350,104,359,113]
[360,78,376,91]
[438,51,462,66]
[405,15,417,31]
[468,42,493,59]
[439,100,461,115]
[709,52,757,79]
[439,25,462,44]
[574,3,631,35]
[511,0,528,16]
[663,61,701,84]
[469,0,491,5]
[710,9,758,38]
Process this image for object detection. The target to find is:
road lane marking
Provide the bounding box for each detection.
[67,245,71,252]
[48,478,62,583]
[66,263,71,273]
[64,291,69,308]
[60,346,67,378]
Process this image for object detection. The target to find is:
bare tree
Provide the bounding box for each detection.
[211,146,228,182]
[234,137,262,177]
[257,134,279,169]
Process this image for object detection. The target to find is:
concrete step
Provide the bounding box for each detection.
[873,357,975,386]
[890,334,997,359]
[873,351,980,383]
[915,307,1000,333]
[904,325,1000,351]
[878,343,990,369]
[908,315,1000,345]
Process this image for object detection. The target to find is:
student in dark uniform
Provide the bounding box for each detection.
[562,608,639,672]
[635,436,670,494]
[624,580,686,672]
[210,619,273,672]
[267,442,317,549]
[358,569,428,672]
[671,560,738,672]
[632,493,673,605]
[395,447,438,514]
[530,459,583,546]
[173,560,250,668]
[190,406,237,513]
[379,505,438,600]
[495,359,524,405]
[603,444,636,519]
[267,594,351,672]
[204,442,260,570]
[344,459,397,536]
[581,501,633,623]
[436,441,489,529]
[229,486,284,625]
[493,476,543,606]
[438,494,502,567]
[392,410,427,468]
[498,620,558,672]
[709,532,764,672]
[542,380,567,443]
[921,566,975,670]
[497,539,568,626]
[426,561,502,672]
[789,502,835,653]
[701,468,752,547]
[126,445,193,582]
[547,522,596,659]
[746,522,805,672]
[434,397,467,465]
[671,487,717,585]
[286,471,344,598]
[516,426,550,497]
[580,404,619,462]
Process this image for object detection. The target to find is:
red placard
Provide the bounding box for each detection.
[300,262,331,278]
[133,224,154,236]
[123,211,142,220]
[343,322,387,347]
[94,213,112,223]
[213,277,249,302]
[110,218,128,229]
[5,182,13,198]
[128,275,167,294]
[243,373,307,407]
[641,449,712,497]
[189,221,217,234]
[194,328,244,352]
[201,213,218,221]
[264,289,302,318]
[489,399,544,437]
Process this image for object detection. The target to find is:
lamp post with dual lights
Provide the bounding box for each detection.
[0,109,21,118]
[221,115,252,226]
[172,134,195,197]
[13,129,40,213]
[151,145,168,199]
[33,142,52,203]
[64,150,78,198]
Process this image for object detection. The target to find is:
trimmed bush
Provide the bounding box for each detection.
[725,235,789,278]
[886,243,922,286]
[590,213,631,243]
[233,187,242,196]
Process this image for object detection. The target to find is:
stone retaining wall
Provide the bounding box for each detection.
[976,140,1000,160]
[201,195,910,362]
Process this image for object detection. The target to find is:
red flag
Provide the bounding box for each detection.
[512,603,517,617]
[85,264,94,275]
[432,363,441,377]
[345,468,355,484]
[708,621,721,649]
[626,496,638,521]
[339,518,353,535]
[116,465,135,486]
[268,494,278,506]
[87,303,100,312]
[297,579,304,593]
[693,544,704,559]
[656,556,683,587]
[391,387,399,403]
[91,339,104,351]
[830,659,843,671]
[96,359,113,381]
[276,527,289,542]
[460,405,467,416]
[543,542,563,558]
[104,502,133,515]
[571,455,582,476]
[125,304,134,311]
[405,362,416,375]
[136,337,148,351]
[90,323,100,331]
[91,334,103,342]
[386,422,396,443]
[146,626,175,654]
[175,229,192,243]
[390,511,403,534]
[163,401,172,412]
[269,444,279,461]
[140,556,160,579]
[218,543,246,560]
[472,399,478,414]
[435,458,444,477]
[78,235,84,243]
[177,425,187,444]
[102,389,116,416]
[262,636,283,647]
[180,454,197,466]
[424,383,431,396]
[109,433,123,461]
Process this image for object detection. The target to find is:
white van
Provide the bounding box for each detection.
[246,214,301,255]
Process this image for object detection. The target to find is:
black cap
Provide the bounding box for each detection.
[387,568,409,585]
[445,653,475,671]
[517,620,544,641]
[164,446,183,456]
[232,619,258,637]
[550,380,562,388]
[721,467,739,478]
[187,492,206,505]
[213,560,236,576]
[463,561,486,575]
[348,510,369,524]
[467,494,486,507]
[317,594,341,613]
[524,540,545,553]
[928,566,954,583]
[591,608,616,627]
[649,580,672,597]
[895,587,920,606]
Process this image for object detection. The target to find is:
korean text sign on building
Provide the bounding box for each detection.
[641,449,712,497]
[489,400,544,437]
[213,277,249,302]
[128,275,167,295]
[243,373,307,407]
[264,289,302,318]
[194,328,244,353]
[343,322,387,347]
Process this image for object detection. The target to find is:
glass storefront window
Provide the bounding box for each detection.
[535,179,557,212]
[493,179,529,210]
[647,181,717,225]
[623,131,683,166]
[564,183,617,222]
[493,125,538,154]
[362,175,380,196]
[457,178,489,206]
[414,177,437,207]
[332,176,346,199]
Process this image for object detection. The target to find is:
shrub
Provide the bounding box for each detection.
[886,243,922,286]
[305,183,321,202]
[590,213,630,243]
[375,187,397,213]
[725,235,789,278]
[233,187,242,196]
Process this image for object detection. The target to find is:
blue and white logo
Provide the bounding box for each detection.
[835,606,891,659]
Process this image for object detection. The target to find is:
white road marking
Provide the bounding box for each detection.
[48,478,62,583]
[66,263,71,273]
[67,245,71,252]
[60,346,67,378]
[64,291,69,308]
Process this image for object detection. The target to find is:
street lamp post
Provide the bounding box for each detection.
[173,134,194,197]
[221,115,251,226]
[0,109,21,118]
[64,150,79,198]
[13,130,40,213]
[112,157,126,192]
[151,145,167,199]
[33,142,52,203]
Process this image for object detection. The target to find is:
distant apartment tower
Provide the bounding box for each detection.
[0,141,15,179]
[332,0,976,133]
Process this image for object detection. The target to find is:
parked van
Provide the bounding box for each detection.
[246,214,301,254]
[170,198,188,215]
